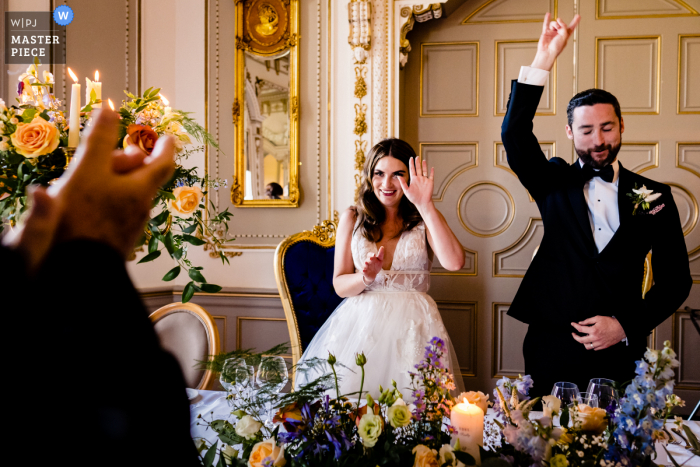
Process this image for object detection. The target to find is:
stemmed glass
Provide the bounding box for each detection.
[587,378,619,410]
[574,392,599,408]
[256,356,289,426]
[220,359,251,406]
[551,382,581,406]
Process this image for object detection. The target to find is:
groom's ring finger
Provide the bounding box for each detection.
[588,342,595,350]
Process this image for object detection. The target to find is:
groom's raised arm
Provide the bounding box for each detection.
[501,13,580,200]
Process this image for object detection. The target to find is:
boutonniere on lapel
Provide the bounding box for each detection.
[626,184,663,216]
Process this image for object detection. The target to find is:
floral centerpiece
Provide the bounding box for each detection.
[0,61,232,302]
[194,339,697,467]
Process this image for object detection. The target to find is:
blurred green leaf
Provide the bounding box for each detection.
[189,268,206,283]
[200,283,222,294]
[183,234,206,246]
[162,266,180,282]
[183,281,196,303]
[138,250,161,263]
[148,237,159,254]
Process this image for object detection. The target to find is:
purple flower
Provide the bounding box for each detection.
[17,81,24,96]
[262,456,274,467]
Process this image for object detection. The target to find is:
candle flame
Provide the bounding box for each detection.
[67,67,78,83]
[95,70,99,81]
[108,99,115,111]
[159,93,169,106]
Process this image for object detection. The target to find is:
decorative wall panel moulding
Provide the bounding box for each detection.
[678,34,700,114]
[672,310,700,389]
[491,303,528,378]
[457,182,515,237]
[436,301,478,377]
[495,142,556,176]
[595,36,661,115]
[431,247,478,276]
[495,40,555,116]
[420,42,479,117]
[616,142,659,174]
[463,0,558,24]
[399,3,444,68]
[596,0,699,19]
[690,245,700,283]
[677,142,700,178]
[666,183,698,237]
[420,142,479,201]
[493,218,544,278]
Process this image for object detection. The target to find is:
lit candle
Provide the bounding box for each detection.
[159,93,171,115]
[86,70,102,108]
[67,67,81,148]
[107,99,115,111]
[451,399,484,465]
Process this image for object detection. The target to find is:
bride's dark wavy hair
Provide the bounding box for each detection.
[355,138,422,243]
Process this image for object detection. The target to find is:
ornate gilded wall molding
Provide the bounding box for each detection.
[399,3,444,68]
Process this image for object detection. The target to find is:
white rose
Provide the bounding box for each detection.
[235,415,262,440]
[439,444,465,467]
[358,413,383,447]
[222,445,239,465]
[387,399,411,428]
[542,395,562,418]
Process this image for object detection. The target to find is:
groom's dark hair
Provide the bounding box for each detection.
[567,89,622,127]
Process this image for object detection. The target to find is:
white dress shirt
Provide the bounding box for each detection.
[517,66,628,344]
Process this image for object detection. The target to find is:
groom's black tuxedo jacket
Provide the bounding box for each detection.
[501,81,691,389]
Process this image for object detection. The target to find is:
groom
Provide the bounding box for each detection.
[501,14,692,398]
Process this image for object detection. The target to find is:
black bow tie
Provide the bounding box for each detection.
[581,164,614,183]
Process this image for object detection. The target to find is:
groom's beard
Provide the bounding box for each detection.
[575,141,621,169]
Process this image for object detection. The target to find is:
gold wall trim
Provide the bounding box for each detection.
[666,182,699,237]
[327,0,332,220]
[212,314,228,352]
[495,40,556,116]
[420,41,480,118]
[236,316,292,359]
[431,247,478,276]
[493,217,543,278]
[436,300,478,378]
[457,182,515,238]
[419,142,479,202]
[671,310,700,390]
[494,141,556,177]
[595,36,661,115]
[620,142,659,174]
[676,142,700,178]
[678,34,700,115]
[689,244,700,284]
[595,0,699,19]
[462,0,558,24]
[491,302,526,378]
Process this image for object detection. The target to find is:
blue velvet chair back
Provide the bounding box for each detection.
[274,220,343,379]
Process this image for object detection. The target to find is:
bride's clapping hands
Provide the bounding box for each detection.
[398,157,434,212]
[362,246,384,283]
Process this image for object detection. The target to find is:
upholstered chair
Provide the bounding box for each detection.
[274,220,344,384]
[149,302,220,390]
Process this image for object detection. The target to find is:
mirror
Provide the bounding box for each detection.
[232,0,299,207]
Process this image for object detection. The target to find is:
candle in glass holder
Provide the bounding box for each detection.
[108,99,115,111]
[159,93,171,115]
[86,70,102,108]
[67,67,80,148]
[451,399,484,464]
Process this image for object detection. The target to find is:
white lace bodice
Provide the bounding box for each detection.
[351,220,432,293]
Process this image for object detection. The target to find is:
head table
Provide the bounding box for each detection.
[188,390,699,467]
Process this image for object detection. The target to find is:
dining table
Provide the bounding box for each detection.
[188,389,699,466]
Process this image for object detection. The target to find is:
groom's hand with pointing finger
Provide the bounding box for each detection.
[531,12,580,72]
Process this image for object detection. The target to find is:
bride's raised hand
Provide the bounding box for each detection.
[362,246,384,282]
[398,157,434,212]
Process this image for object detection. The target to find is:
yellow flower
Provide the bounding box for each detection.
[550,454,569,467]
[412,445,440,467]
[387,399,411,428]
[456,391,489,414]
[558,428,573,445]
[168,186,203,218]
[576,404,607,434]
[247,438,285,467]
[10,116,60,158]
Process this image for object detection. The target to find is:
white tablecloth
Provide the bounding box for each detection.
[188,390,699,466]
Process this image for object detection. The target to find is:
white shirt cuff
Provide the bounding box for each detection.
[517,66,550,86]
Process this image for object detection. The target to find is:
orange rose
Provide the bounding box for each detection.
[576,404,607,434]
[167,186,203,218]
[123,124,158,154]
[413,445,440,467]
[273,402,302,424]
[248,438,285,467]
[10,116,60,158]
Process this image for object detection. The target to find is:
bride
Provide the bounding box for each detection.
[295,138,466,398]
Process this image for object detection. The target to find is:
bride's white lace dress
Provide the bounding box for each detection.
[294,220,465,399]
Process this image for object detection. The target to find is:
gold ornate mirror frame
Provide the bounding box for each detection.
[232,0,300,207]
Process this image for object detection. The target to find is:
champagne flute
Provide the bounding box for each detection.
[551,382,581,406]
[587,378,618,410]
[257,356,289,426]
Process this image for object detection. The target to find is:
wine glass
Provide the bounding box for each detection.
[551,382,581,406]
[587,378,619,410]
[246,364,256,398]
[574,392,599,408]
[257,357,289,426]
[220,359,250,405]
